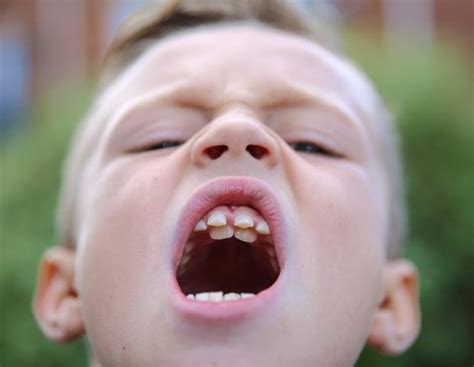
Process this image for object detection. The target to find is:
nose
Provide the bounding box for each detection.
[190,110,280,167]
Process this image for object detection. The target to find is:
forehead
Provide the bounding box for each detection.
[100,24,380,135]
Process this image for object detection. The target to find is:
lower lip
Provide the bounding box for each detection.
[168,273,285,322]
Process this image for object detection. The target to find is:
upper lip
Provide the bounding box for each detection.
[170,176,287,276]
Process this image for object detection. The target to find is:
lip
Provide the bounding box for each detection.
[168,176,288,322]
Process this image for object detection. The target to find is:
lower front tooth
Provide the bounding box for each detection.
[209,225,234,240]
[234,228,257,243]
[241,293,255,299]
[224,292,241,301]
[209,291,224,302]
[192,292,254,302]
[195,292,211,301]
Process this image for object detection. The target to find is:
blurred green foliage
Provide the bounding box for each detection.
[1,41,473,366]
[1,84,90,366]
[349,41,474,366]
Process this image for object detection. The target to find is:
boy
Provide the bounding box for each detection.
[33,1,420,365]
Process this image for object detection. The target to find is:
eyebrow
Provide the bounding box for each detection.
[259,79,368,139]
[106,76,368,141]
[105,78,193,132]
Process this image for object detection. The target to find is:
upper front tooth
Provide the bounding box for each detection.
[207,212,227,227]
[234,214,254,228]
[193,219,207,232]
[209,225,234,240]
[256,221,270,235]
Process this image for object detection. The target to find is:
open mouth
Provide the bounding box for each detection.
[176,205,280,302]
[170,177,286,315]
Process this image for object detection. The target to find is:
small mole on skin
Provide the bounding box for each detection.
[122,346,126,351]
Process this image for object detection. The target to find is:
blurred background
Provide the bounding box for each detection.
[0,0,472,366]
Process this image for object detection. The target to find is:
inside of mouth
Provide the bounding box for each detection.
[176,232,280,296]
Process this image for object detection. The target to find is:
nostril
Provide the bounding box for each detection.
[204,145,228,160]
[246,145,269,159]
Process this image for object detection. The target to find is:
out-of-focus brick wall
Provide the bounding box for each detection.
[0,0,472,133]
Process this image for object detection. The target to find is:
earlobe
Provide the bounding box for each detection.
[33,246,84,342]
[367,259,420,355]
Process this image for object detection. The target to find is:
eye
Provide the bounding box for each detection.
[137,140,185,152]
[288,142,334,156]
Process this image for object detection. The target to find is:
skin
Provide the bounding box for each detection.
[33,24,420,366]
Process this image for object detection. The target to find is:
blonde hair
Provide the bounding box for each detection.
[99,0,338,86]
[57,0,405,259]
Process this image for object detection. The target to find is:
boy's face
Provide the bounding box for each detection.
[51,26,411,365]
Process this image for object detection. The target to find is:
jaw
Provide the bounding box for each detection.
[167,177,288,322]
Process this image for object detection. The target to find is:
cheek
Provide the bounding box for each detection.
[290,159,385,259]
[286,159,385,359]
[296,160,386,279]
[75,155,184,360]
[81,155,181,265]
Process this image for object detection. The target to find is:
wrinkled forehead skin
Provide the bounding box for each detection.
[71,23,390,249]
[101,24,383,134]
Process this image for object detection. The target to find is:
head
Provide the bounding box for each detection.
[33,1,420,365]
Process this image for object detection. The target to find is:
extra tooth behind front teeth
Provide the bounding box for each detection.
[188,292,256,302]
[190,206,274,247]
[234,228,258,243]
[209,225,234,240]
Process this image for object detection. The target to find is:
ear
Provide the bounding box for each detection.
[33,246,84,342]
[367,259,420,355]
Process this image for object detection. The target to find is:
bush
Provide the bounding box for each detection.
[0,84,90,366]
[350,41,474,366]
